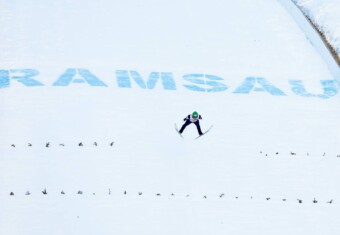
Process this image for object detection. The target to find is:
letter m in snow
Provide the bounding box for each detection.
[116,70,176,90]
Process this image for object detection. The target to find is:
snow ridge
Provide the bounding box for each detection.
[293,0,340,60]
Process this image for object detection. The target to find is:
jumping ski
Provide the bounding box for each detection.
[174,123,183,138]
[194,125,213,140]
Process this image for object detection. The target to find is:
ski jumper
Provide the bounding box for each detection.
[179,114,203,135]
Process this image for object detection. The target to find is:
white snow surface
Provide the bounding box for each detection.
[0,0,340,235]
[293,0,340,58]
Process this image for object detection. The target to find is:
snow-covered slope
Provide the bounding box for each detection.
[293,0,340,59]
[0,0,340,234]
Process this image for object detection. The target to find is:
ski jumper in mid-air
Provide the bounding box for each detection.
[179,111,203,136]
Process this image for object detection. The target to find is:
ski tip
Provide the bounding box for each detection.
[174,124,183,138]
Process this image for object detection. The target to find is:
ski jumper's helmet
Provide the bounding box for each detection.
[192,111,198,118]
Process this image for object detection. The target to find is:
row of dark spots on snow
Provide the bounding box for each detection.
[7,189,334,204]
[10,142,115,148]
[260,151,340,158]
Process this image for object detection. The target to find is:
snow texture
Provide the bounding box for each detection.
[0,0,340,234]
[293,0,340,58]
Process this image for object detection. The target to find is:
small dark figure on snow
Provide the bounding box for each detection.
[179,111,203,136]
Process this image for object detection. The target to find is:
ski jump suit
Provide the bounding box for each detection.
[179,114,203,135]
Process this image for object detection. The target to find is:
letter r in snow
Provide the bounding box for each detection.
[0,69,43,88]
